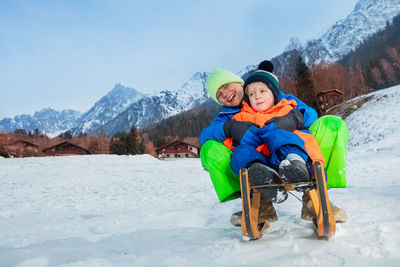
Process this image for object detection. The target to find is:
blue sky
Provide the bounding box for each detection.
[0,0,359,118]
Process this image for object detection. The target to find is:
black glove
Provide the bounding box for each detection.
[264,109,305,131]
[223,120,260,147]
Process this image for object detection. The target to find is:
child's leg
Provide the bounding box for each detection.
[230,145,288,203]
[200,140,241,202]
[258,127,312,184]
[276,145,310,167]
[278,147,311,185]
[260,127,310,168]
[309,115,349,188]
[229,144,269,176]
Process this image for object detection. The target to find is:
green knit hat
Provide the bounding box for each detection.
[206,68,244,104]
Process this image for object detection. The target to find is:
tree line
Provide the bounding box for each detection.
[140,99,219,148]
[0,129,109,157]
[340,13,400,90]
[0,126,146,157]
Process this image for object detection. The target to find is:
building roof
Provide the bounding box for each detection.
[158,149,199,157]
[317,89,344,96]
[42,141,91,154]
[156,140,200,154]
[10,140,39,147]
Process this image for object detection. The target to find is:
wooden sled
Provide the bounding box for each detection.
[239,161,336,240]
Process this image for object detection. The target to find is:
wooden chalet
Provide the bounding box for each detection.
[317,89,344,112]
[42,141,91,156]
[6,140,39,157]
[156,140,200,159]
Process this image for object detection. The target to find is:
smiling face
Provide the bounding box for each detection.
[216,82,244,107]
[246,82,274,112]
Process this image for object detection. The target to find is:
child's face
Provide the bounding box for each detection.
[216,82,244,107]
[246,82,274,112]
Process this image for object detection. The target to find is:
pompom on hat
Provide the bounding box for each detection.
[206,68,244,104]
[258,60,275,73]
[243,60,281,105]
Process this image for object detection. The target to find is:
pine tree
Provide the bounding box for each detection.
[34,128,40,138]
[59,131,73,139]
[109,132,128,155]
[374,57,388,87]
[365,57,389,89]
[14,129,27,136]
[126,126,144,154]
[109,126,144,155]
[295,56,321,115]
[154,136,171,148]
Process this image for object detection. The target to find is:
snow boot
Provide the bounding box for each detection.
[300,191,315,221]
[279,153,310,185]
[330,202,348,223]
[248,162,288,203]
[259,194,278,224]
[301,191,348,223]
[230,194,278,227]
[230,211,242,227]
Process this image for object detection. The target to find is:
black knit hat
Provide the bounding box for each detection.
[243,60,281,105]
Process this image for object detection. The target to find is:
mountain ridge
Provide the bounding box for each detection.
[313,0,400,61]
[0,107,82,136]
[70,83,147,135]
[1,0,399,136]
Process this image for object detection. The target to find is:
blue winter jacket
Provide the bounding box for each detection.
[199,91,318,145]
[229,124,311,175]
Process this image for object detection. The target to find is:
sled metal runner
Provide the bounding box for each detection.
[239,161,336,240]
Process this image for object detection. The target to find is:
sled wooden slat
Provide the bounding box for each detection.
[311,161,336,239]
[240,168,265,240]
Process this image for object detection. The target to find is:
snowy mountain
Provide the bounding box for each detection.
[1,85,400,266]
[3,0,399,137]
[102,72,210,135]
[70,84,146,135]
[0,73,210,136]
[307,0,400,61]
[0,108,81,136]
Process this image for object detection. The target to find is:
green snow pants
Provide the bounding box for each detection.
[200,115,349,202]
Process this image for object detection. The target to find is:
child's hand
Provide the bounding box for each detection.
[223,120,260,146]
[256,123,277,142]
[239,126,263,147]
[264,109,305,131]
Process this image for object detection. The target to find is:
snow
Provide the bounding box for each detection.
[1,86,400,266]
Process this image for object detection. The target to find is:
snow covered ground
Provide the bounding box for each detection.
[1,85,400,266]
